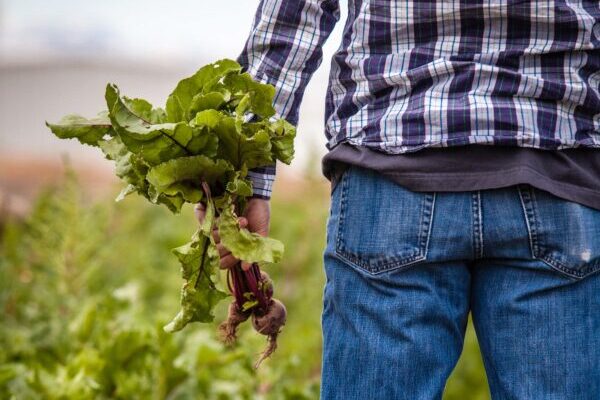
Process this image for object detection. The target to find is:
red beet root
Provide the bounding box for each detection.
[259,270,274,298]
[252,298,287,368]
[218,301,251,346]
[219,262,287,367]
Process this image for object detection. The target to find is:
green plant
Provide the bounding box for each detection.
[47,59,296,363]
[0,172,322,399]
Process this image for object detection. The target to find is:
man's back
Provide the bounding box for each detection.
[238,0,600,204]
[326,0,600,152]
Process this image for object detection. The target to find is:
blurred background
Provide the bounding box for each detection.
[0,1,489,398]
[0,0,340,213]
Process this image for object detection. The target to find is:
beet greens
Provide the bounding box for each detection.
[47,59,294,364]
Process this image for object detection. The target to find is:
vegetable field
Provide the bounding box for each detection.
[0,172,490,399]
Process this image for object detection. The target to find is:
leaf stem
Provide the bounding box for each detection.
[160,129,192,155]
[194,237,211,290]
[119,97,192,155]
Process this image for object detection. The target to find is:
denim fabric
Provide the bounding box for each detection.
[320,165,600,400]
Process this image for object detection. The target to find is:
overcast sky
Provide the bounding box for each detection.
[0,0,345,65]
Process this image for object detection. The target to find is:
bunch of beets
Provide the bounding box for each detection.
[47,59,295,366]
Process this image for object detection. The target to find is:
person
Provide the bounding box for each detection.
[196,1,600,398]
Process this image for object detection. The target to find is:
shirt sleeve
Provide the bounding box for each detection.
[236,0,341,199]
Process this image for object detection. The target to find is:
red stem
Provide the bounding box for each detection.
[222,192,270,312]
[232,265,246,307]
[244,266,269,311]
[226,268,233,293]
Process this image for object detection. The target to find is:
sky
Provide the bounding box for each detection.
[0,0,348,175]
[1,0,257,62]
[0,0,345,66]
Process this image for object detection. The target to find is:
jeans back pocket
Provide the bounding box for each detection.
[518,185,600,279]
[335,165,436,274]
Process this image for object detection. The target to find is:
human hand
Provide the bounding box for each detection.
[194,198,271,271]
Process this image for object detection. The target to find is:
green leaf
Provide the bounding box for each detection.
[188,91,229,117]
[226,174,253,197]
[199,200,215,236]
[115,184,136,202]
[146,155,233,203]
[190,109,223,129]
[106,84,217,165]
[235,93,251,117]
[217,204,284,264]
[98,136,147,187]
[122,97,167,124]
[213,116,273,170]
[215,72,276,119]
[166,59,241,122]
[106,84,189,164]
[98,136,149,202]
[99,136,187,212]
[164,234,227,332]
[158,193,186,213]
[46,112,112,146]
[147,185,186,213]
[187,110,222,156]
[269,119,296,165]
[186,128,218,158]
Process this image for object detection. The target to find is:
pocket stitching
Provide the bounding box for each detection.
[334,165,350,262]
[538,252,600,279]
[334,167,435,275]
[518,185,600,279]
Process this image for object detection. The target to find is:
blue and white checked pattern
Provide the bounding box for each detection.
[246,165,276,199]
[238,0,600,198]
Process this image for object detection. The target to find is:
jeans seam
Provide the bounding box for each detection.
[472,191,484,259]
[517,184,538,259]
[335,252,428,275]
[422,192,436,261]
[334,168,434,275]
[518,184,600,279]
[539,253,600,279]
[334,165,350,258]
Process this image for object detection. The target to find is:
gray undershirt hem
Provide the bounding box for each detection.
[322,142,600,211]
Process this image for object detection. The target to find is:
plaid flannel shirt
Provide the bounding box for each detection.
[237,0,600,199]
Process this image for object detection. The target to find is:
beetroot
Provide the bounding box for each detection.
[219,262,287,367]
[252,298,287,368]
[259,271,274,298]
[218,301,251,345]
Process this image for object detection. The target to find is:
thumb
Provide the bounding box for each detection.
[244,200,270,237]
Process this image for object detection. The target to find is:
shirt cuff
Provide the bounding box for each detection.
[247,164,276,200]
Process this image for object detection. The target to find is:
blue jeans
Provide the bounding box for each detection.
[320,165,600,400]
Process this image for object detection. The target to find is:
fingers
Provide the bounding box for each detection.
[244,198,270,237]
[219,254,239,270]
[216,243,229,258]
[212,217,247,244]
[195,203,252,269]
[214,217,248,269]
